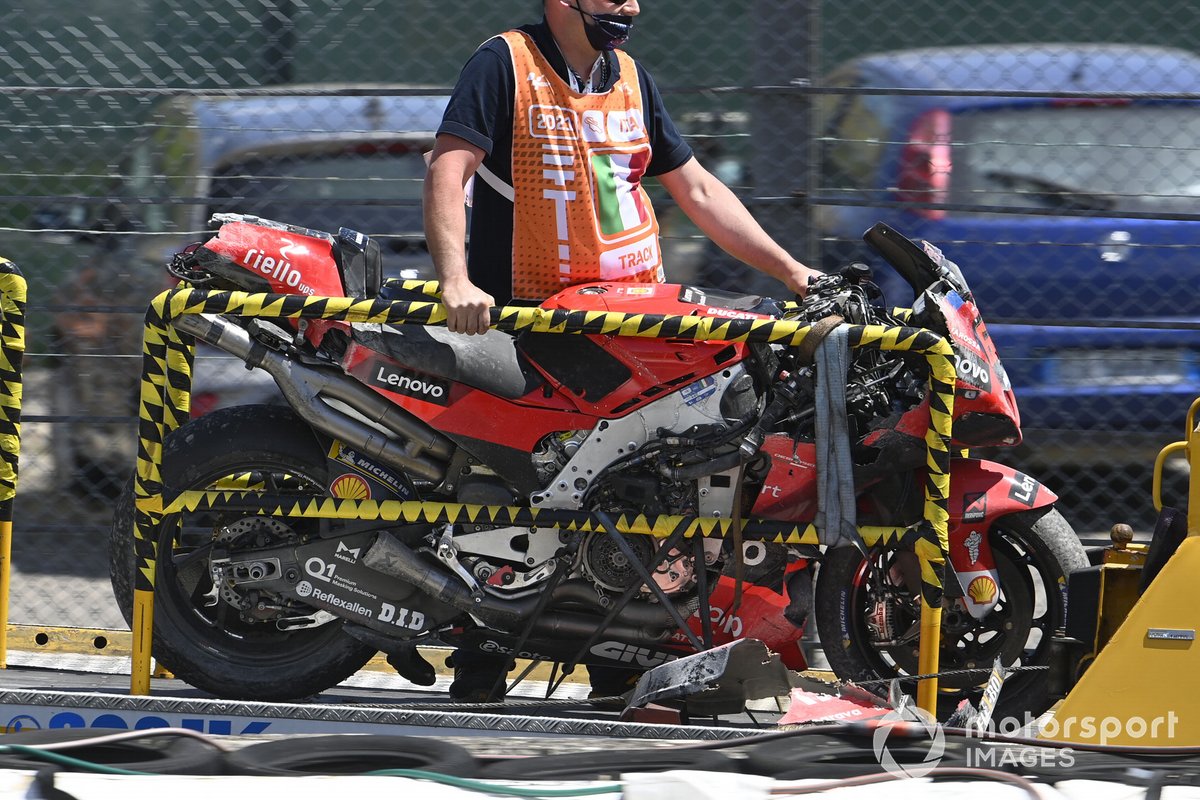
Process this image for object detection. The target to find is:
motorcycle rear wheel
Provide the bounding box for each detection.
[814,506,1087,719]
[109,404,377,700]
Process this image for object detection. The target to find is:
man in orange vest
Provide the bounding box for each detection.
[426,0,821,335]
[424,0,820,701]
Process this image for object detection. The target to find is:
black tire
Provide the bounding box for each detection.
[108,404,376,700]
[0,728,225,775]
[224,735,479,777]
[479,748,737,780]
[814,506,1087,719]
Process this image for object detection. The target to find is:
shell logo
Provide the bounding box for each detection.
[967,575,998,604]
[330,474,371,500]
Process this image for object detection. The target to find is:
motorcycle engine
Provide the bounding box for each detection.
[774,266,925,442]
[579,529,695,595]
[530,430,590,486]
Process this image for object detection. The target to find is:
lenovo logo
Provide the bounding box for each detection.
[368,362,450,406]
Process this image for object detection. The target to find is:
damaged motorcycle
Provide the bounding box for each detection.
[109,214,1087,716]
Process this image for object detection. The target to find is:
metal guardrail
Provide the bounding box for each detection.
[130,286,957,713]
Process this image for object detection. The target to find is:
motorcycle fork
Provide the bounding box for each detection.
[863,550,923,646]
[864,548,966,647]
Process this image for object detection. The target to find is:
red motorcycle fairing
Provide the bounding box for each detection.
[751,444,1057,619]
[673,571,810,671]
[945,458,1057,618]
[337,281,771,452]
[863,292,1023,451]
[542,281,769,320]
[521,282,766,419]
[200,220,346,298]
[750,436,821,521]
[343,341,596,451]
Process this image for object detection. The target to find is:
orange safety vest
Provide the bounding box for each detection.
[502,30,664,301]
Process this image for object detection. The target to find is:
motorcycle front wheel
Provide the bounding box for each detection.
[814,506,1087,719]
[109,404,377,700]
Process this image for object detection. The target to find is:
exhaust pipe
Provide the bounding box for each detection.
[363,532,688,641]
[172,313,454,483]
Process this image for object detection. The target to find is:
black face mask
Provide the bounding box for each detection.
[569,2,634,50]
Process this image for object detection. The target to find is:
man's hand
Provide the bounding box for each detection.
[441,278,495,335]
[782,260,824,298]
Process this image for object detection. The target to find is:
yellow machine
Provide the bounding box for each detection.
[1042,399,1200,746]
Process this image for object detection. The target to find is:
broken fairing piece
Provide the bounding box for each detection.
[624,639,792,717]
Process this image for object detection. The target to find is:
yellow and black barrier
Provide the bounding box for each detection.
[393,278,916,324]
[163,491,917,547]
[0,260,26,669]
[132,286,956,712]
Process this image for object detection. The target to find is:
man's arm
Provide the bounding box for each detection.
[658,157,821,296]
[424,134,495,334]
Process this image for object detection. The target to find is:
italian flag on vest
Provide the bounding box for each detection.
[592,149,650,236]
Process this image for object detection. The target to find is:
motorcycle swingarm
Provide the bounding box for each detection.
[217,532,460,639]
[945,457,1058,619]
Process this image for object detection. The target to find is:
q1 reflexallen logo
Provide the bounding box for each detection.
[872,709,947,778]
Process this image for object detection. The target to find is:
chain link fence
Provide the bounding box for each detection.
[2,0,1194,630]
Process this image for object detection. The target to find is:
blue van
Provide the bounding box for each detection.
[813,44,1200,468]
